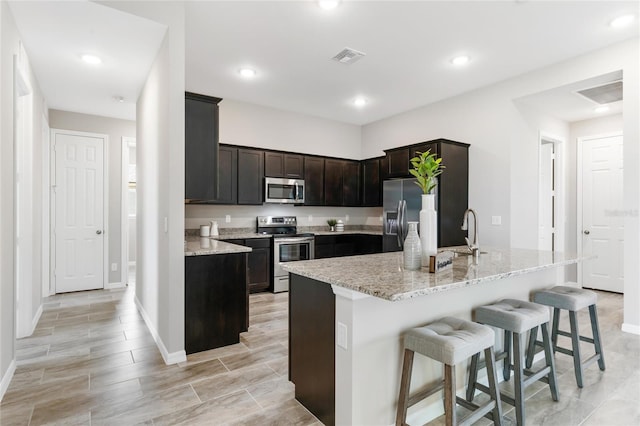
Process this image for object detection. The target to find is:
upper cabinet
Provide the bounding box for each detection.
[304,156,325,206]
[324,159,361,206]
[185,92,222,202]
[265,152,304,178]
[361,157,382,207]
[237,148,264,205]
[208,145,238,205]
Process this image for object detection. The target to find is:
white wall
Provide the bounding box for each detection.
[362,38,639,330]
[566,114,624,282]
[48,110,136,285]
[219,99,362,159]
[1,2,48,398]
[112,0,186,364]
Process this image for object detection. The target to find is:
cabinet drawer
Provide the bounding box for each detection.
[244,238,271,249]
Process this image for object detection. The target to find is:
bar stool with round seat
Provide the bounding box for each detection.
[526,286,605,388]
[396,316,503,426]
[466,299,559,426]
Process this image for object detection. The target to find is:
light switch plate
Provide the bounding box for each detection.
[111,263,117,272]
[337,322,348,349]
[492,216,502,225]
[308,215,313,223]
[225,215,231,223]
[345,214,349,222]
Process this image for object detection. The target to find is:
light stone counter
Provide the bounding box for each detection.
[184,236,252,256]
[282,246,586,301]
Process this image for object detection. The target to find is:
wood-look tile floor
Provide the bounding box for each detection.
[1,286,321,426]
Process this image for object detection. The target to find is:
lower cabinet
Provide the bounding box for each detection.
[314,234,382,259]
[222,238,273,293]
[185,253,248,355]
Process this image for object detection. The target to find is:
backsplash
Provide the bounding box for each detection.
[185,204,383,232]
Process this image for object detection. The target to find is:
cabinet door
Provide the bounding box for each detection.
[185,93,221,201]
[334,235,356,257]
[361,158,381,207]
[209,145,237,204]
[409,142,438,161]
[237,149,264,205]
[324,159,343,206]
[264,152,284,177]
[387,148,410,178]
[342,160,360,207]
[245,239,271,293]
[314,235,335,259]
[304,156,325,206]
[284,154,304,178]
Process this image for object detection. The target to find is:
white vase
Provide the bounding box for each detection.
[420,194,437,266]
[403,221,422,271]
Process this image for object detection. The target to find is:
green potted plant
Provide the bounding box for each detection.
[409,150,444,263]
[409,150,444,194]
[327,218,337,232]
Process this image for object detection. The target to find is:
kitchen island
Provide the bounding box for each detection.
[282,247,590,426]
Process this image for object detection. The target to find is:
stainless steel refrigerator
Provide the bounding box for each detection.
[382,179,424,252]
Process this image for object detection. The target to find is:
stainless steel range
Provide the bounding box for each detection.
[257,216,315,293]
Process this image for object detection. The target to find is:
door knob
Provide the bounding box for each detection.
[96,230,103,235]
[583,230,590,235]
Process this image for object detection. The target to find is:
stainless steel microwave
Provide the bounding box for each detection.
[264,177,305,204]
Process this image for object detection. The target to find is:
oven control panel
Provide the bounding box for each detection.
[257,216,297,227]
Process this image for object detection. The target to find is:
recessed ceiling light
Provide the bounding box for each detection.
[594,105,610,113]
[451,55,470,66]
[353,97,367,107]
[81,54,102,65]
[113,96,125,103]
[318,0,340,10]
[238,68,257,78]
[610,14,635,28]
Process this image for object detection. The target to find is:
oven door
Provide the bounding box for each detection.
[273,237,315,292]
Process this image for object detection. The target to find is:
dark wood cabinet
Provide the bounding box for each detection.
[244,239,271,293]
[324,159,343,206]
[386,147,410,178]
[209,145,237,204]
[384,139,469,247]
[265,151,304,178]
[237,148,264,205]
[185,253,247,354]
[314,234,382,259]
[304,156,325,206]
[361,157,381,207]
[185,92,222,202]
[342,161,360,206]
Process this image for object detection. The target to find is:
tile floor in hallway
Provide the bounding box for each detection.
[0,286,638,425]
[1,286,320,425]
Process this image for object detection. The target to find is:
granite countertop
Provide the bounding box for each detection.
[184,236,252,256]
[281,247,589,301]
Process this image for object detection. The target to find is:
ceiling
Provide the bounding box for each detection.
[9,1,639,125]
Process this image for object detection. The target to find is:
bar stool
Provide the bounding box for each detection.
[396,316,502,426]
[466,299,558,426]
[526,286,605,388]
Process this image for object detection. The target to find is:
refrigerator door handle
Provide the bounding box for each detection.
[400,200,408,244]
[396,200,403,248]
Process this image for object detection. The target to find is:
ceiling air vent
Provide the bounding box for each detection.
[576,81,623,104]
[331,47,366,64]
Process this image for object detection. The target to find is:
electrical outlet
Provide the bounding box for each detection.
[345,214,349,222]
[492,216,502,225]
[337,322,348,349]
[111,263,118,272]
[308,215,313,222]
[225,215,231,223]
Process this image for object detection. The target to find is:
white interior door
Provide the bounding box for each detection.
[53,131,105,293]
[581,134,624,293]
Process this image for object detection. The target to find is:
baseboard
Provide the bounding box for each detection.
[105,281,125,290]
[0,360,16,402]
[622,323,640,335]
[134,296,186,365]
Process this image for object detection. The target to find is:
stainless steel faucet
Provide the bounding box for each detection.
[461,208,479,258]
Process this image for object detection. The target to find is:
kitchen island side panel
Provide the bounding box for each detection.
[289,274,336,426]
